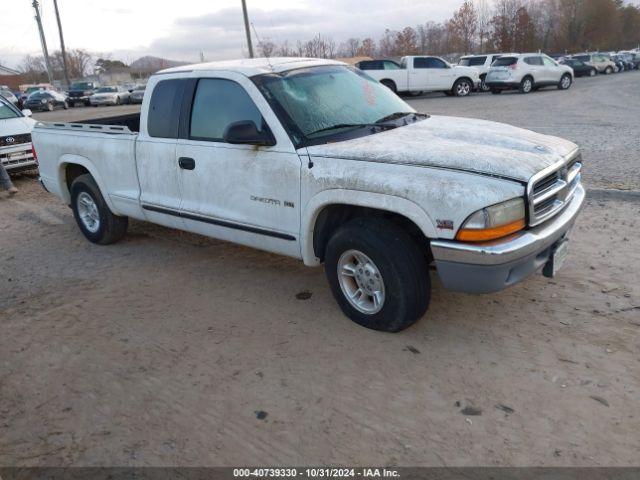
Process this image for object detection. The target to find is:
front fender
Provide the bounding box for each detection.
[301,189,437,266]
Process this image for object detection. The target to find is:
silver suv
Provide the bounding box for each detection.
[458,53,505,91]
[485,53,574,94]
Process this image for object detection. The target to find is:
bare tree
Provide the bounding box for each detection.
[449,1,478,54]
[359,38,377,57]
[257,38,277,58]
[474,0,491,52]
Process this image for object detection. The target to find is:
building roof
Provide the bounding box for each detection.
[157,57,345,77]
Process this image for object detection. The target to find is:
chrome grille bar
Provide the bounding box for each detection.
[527,151,582,227]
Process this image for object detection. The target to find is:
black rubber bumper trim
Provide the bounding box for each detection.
[142,204,296,241]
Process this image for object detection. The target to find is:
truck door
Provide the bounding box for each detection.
[412,57,453,91]
[175,74,301,258]
[136,77,186,230]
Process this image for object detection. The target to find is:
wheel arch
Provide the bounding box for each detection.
[379,78,397,91]
[301,190,437,266]
[57,155,117,212]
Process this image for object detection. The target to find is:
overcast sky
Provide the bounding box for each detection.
[1,0,462,68]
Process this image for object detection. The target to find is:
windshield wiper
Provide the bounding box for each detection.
[306,122,397,137]
[374,112,430,124]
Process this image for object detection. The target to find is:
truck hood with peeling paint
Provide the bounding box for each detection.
[305,115,578,183]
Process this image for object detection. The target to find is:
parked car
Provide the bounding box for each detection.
[486,54,574,94]
[129,85,146,104]
[89,86,131,106]
[363,55,481,97]
[572,53,617,74]
[616,52,635,70]
[609,54,627,73]
[458,53,505,91]
[33,57,584,332]
[68,81,99,107]
[559,58,597,77]
[619,52,640,69]
[0,86,19,106]
[0,96,37,174]
[23,90,68,112]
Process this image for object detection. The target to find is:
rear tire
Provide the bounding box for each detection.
[519,76,534,94]
[63,101,69,109]
[324,217,430,333]
[605,66,613,75]
[380,80,397,94]
[70,173,128,245]
[480,75,489,92]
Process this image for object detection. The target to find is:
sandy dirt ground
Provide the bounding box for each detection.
[1,73,639,467]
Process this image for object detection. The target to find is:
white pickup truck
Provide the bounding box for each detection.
[33,57,584,332]
[362,56,481,97]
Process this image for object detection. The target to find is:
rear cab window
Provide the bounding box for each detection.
[147,79,186,138]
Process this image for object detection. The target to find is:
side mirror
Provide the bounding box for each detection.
[22,109,33,117]
[223,120,275,146]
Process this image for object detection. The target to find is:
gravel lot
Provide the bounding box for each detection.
[2,72,639,467]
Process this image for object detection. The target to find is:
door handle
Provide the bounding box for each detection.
[178,157,195,170]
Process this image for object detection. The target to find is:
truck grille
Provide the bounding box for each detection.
[1,133,31,147]
[528,152,582,227]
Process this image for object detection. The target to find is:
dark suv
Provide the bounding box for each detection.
[67,81,99,107]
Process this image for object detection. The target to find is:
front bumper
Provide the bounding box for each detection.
[90,98,116,106]
[431,184,585,293]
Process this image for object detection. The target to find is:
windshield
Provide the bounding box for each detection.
[28,91,48,99]
[253,65,414,147]
[96,87,116,93]
[71,82,92,90]
[0,100,20,120]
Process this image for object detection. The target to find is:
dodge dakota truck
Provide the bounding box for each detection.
[33,58,584,332]
[361,55,481,96]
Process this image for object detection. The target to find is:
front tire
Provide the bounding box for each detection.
[71,174,128,245]
[605,66,613,75]
[324,217,430,332]
[558,73,572,90]
[453,78,472,97]
[589,68,597,77]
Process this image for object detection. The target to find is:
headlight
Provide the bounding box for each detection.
[41,99,47,104]
[456,198,525,242]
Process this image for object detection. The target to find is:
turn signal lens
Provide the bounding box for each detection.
[456,198,526,242]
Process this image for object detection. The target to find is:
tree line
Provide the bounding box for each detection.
[13,0,640,84]
[259,0,640,58]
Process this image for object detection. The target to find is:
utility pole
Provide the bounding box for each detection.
[53,0,71,88]
[241,0,254,58]
[32,0,54,85]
